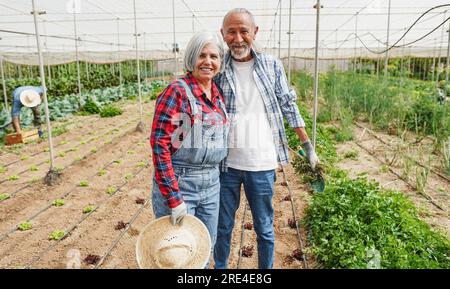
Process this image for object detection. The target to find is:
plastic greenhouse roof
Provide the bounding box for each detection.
[0,0,449,63]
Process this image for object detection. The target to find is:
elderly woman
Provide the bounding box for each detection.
[150,31,228,264]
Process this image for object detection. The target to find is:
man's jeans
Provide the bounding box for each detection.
[214,167,275,269]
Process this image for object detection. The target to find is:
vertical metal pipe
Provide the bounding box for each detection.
[446,23,450,86]
[43,20,51,87]
[172,0,178,77]
[133,0,143,124]
[354,12,358,73]
[383,0,391,79]
[117,18,122,87]
[312,0,321,148]
[0,57,8,111]
[287,0,292,83]
[31,0,55,169]
[72,4,82,104]
[278,0,282,59]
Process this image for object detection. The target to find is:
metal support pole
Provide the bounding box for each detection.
[383,0,391,79]
[172,0,178,77]
[278,0,282,59]
[446,24,450,86]
[72,4,82,105]
[312,1,321,148]
[354,12,358,73]
[43,20,51,87]
[133,0,143,128]
[0,57,8,111]
[117,18,122,95]
[31,0,56,171]
[287,0,292,83]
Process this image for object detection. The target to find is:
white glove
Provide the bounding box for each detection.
[170,202,187,226]
[301,140,320,171]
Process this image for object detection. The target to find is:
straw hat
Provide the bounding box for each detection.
[136,215,211,269]
[19,90,41,107]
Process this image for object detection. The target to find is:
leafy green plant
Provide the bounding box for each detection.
[114,159,122,164]
[52,199,65,207]
[90,147,97,153]
[49,230,65,240]
[124,173,133,181]
[136,162,146,168]
[29,165,39,172]
[0,166,6,174]
[78,181,89,187]
[0,193,10,201]
[57,152,66,158]
[106,186,117,195]
[83,205,94,214]
[100,105,123,118]
[18,221,33,231]
[8,175,19,181]
[97,169,107,176]
[20,155,29,161]
[343,150,359,160]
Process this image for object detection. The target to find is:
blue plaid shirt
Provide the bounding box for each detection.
[215,49,305,171]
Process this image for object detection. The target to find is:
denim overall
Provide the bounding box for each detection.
[152,79,228,266]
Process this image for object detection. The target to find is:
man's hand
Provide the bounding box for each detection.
[301,140,319,170]
[170,202,187,226]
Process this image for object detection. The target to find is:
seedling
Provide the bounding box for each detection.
[90,147,97,153]
[59,140,69,145]
[8,175,19,181]
[57,152,66,158]
[343,150,359,160]
[124,173,133,181]
[18,221,32,231]
[135,197,145,204]
[288,219,297,229]
[241,245,254,258]
[80,141,87,145]
[292,249,304,261]
[74,157,82,162]
[98,169,107,176]
[83,205,94,214]
[53,199,65,207]
[127,150,136,155]
[0,193,10,201]
[78,181,89,187]
[29,165,39,172]
[84,254,100,265]
[115,221,128,230]
[113,159,122,164]
[49,230,65,240]
[20,155,29,161]
[106,186,117,195]
[136,162,146,168]
[0,166,6,174]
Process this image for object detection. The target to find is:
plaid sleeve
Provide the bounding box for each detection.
[150,83,187,209]
[274,59,306,128]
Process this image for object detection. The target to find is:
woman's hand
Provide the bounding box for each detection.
[170,202,187,226]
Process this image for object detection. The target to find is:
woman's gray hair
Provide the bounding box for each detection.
[184,31,224,73]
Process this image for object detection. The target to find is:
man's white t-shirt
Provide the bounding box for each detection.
[226,59,278,171]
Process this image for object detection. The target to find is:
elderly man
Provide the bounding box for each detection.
[213,8,319,269]
[11,85,44,137]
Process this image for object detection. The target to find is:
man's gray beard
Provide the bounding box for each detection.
[230,45,251,60]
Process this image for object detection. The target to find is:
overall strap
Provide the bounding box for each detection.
[177,79,199,116]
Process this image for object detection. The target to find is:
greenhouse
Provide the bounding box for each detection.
[0,0,448,271]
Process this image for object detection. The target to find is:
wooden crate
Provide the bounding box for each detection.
[5,129,39,146]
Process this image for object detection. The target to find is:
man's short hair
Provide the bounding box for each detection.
[222,8,256,29]
[183,31,224,73]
